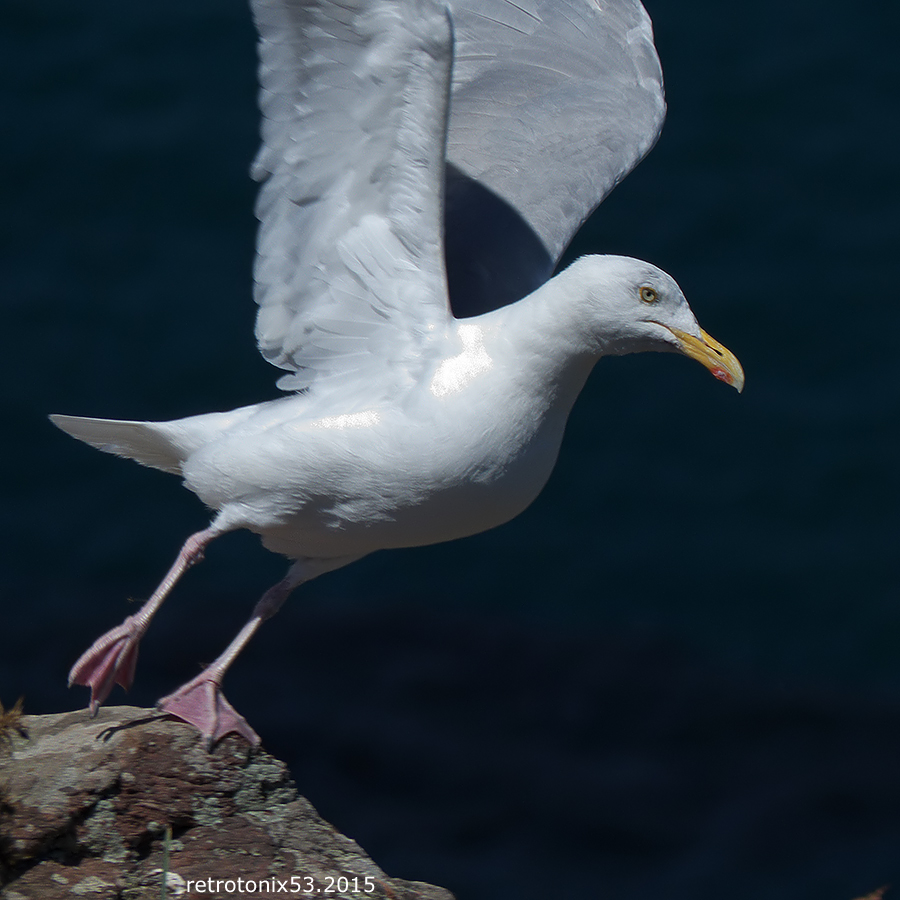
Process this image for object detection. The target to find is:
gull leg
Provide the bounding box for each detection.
[157,554,362,748]
[156,578,294,748]
[69,525,222,715]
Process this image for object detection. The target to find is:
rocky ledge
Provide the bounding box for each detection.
[0,706,453,900]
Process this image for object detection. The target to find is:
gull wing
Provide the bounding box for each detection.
[250,0,454,394]
[444,0,666,314]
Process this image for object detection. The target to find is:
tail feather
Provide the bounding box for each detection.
[49,414,190,475]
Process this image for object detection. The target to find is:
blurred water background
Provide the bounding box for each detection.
[1,1,899,897]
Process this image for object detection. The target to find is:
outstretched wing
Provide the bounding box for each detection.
[444,0,666,315]
[250,0,454,394]
[249,0,665,386]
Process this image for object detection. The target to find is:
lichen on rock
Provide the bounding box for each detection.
[0,706,453,900]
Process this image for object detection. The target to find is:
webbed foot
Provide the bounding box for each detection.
[157,673,260,749]
[69,618,142,714]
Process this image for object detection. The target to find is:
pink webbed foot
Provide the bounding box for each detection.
[68,619,142,715]
[157,674,260,749]
[68,527,222,717]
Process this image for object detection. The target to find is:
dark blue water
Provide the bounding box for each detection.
[2,1,899,897]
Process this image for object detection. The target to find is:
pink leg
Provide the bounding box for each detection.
[69,526,221,715]
[157,554,361,748]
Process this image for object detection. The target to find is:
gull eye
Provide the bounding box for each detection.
[639,286,658,304]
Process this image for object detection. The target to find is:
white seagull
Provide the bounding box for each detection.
[52,0,743,747]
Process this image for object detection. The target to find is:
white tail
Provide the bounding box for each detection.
[49,414,190,474]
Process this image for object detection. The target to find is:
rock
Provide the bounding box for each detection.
[0,706,454,900]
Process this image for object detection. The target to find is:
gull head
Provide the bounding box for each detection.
[564,255,744,392]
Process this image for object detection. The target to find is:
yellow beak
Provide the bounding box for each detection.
[669,327,745,393]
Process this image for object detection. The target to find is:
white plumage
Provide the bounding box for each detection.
[52,0,742,746]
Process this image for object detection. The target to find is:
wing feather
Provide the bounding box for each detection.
[249,0,665,385]
[444,0,665,313]
[250,0,454,396]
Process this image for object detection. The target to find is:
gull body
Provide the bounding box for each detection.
[51,0,743,746]
[60,259,730,559]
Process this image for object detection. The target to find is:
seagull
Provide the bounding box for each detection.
[51,0,743,748]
